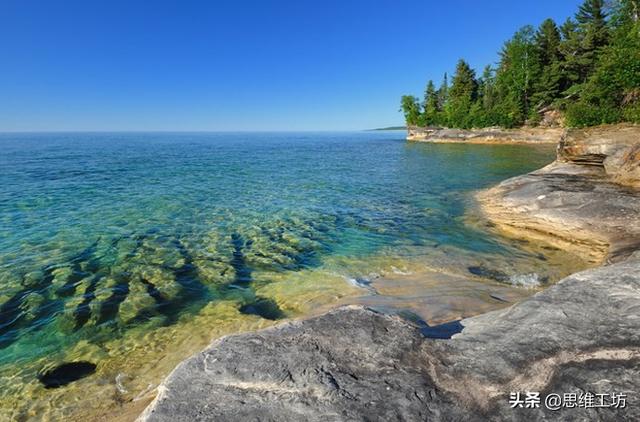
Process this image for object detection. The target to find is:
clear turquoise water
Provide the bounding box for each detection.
[0,131,558,417]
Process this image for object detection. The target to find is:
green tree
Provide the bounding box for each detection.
[423,80,439,125]
[476,65,498,126]
[558,18,584,94]
[400,0,638,129]
[437,73,449,112]
[448,59,478,128]
[612,0,639,25]
[569,0,610,85]
[567,0,640,125]
[400,95,423,126]
[495,26,540,126]
[532,19,563,108]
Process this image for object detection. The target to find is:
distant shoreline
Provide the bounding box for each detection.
[368,126,406,131]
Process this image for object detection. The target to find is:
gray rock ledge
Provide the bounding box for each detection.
[139,252,640,422]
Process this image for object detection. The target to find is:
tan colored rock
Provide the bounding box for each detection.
[477,161,640,264]
[605,143,640,187]
[407,126,563,143]
[558,124,640,177]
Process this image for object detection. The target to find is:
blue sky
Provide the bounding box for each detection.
[0,0,582,131]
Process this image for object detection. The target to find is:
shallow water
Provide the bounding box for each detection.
[0,132,580,419]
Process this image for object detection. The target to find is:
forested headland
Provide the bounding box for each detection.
[401,0,640,129]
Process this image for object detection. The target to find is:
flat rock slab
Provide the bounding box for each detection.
[478,162,640,263]
[140,254,640,422]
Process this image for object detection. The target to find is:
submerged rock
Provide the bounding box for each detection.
[238,297,284,320]
[467,265,509,282]
[38,361,97,389]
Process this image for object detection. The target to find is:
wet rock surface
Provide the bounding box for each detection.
[140,254,640,421]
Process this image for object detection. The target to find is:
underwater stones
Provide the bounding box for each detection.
[239,297,284,321]
[467,265,509,282]
[50,266,73,290]
[139,278,171,315]
[96,276,130,325]
[117,281,158,324]
[38,361,97,389]
[73,275,104,329]
[19,292,46,321]
[195,259,234,285]
[55,266,90,297]
[135,266,181,301]
[22,270,46,288]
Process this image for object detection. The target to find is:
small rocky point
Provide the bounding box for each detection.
[140,124,640,422]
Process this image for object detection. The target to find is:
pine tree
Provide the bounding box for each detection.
[558,18,584,95]
[423,80,439,126]
[477,65,498,125]
[567,0,640,125]
[448,59,478,128]
[434,73,449,126]
[575,0,609,80]
[532,19,563,109]
[610,0,640,27]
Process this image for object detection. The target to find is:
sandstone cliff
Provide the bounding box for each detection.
[479,124,640,264]
[558,124,640,188]
[407,126,563,144]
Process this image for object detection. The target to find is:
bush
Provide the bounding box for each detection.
[565,102,622,127]
[623,104,640,124]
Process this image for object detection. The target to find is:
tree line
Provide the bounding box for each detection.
[401,0,640,128]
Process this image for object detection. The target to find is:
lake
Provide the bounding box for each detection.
[0,132,575,419]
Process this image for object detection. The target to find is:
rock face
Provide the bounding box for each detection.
[558,124,640,187]
[408,124,640,189]
[479,124,640,263]
[138,306,453,422]
[139,254,640,422]
[407,127,563,144]
[477,161,640,264]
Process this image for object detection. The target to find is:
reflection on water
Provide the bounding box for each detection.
[0,132,581,420]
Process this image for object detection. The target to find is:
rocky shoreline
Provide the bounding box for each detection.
[406,126,563,144]
[138,125,640,421]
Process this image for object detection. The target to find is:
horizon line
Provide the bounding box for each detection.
[0,128,406,134]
